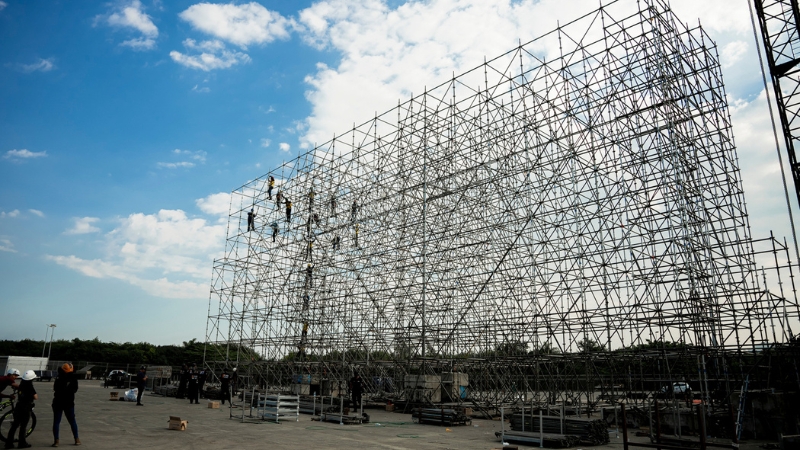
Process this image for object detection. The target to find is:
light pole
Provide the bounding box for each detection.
[41,325,49,357]
[45,324,56,360]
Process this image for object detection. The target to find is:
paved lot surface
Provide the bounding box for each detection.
[12,381,763,450]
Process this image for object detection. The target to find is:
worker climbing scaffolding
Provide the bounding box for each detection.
[305,264,313,288]
[351,200,358,221]
[332,235,340,250]
[275,191,283,209]
[305,240,313,261]
[247,208,256,232]
[267,176,275,200]
[271,222,278,243]
[285,198,292,223]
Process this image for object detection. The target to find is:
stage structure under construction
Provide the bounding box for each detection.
[205,0,800,414]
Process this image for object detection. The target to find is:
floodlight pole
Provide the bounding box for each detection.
[46,324,56,360]
[41,325,49,357]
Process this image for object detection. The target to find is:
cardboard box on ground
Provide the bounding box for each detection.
[168,416,188,431]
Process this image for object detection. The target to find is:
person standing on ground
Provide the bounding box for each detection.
[219,368,231,405]
[51,363,80,447]
[198,367,207,399]
[349,372,363,412]
[135,366,147,406]
[176,364,188,399]
[187,365,199,404]
[4,370,37,449]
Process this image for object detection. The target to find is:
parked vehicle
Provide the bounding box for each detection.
[104,370,131,388]
[32,370,57,382]
[658,382,691,397]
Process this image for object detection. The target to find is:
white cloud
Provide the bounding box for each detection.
[18,58,55,73]
[120,37,156,51]
[721,40,748,68]
[48,206,226,299]
[0,238,15,253]
[170,39,250,71]
[0,2,7,12]
[0,210,20,218]
[260,138,271,148]
[294,0,760,151]
[4,149,47,160]
[279,142,290,152]
[183,38,225,52]
[65,217,101,235]
[178,2,292,48]
[103,0,158,50]
[192,84,211,93]
[173,149,207,162]
[296,0,570,147]
[196,192,230,216]
[157,161,195,169]
[28,209,45,218]
[158,149,206,168]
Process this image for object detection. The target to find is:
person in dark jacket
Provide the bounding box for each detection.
[198,367,207,399]
[135,366,147,406]
[51,363,80,447]
[187,365,199,404]
[176,364,188,399]
[247,209,256,232]
[219,368,231,405]
[349,372,363,411]
[5,370,37,449]
[231,367,239,396]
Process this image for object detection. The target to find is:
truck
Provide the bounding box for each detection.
[0,356,49,379]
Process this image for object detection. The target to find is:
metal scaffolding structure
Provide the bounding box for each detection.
[205,0,800,412]
[754,0,800,208]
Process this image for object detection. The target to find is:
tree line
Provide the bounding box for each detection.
[0,338,223,367]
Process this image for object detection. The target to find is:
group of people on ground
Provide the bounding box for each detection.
[0,362,244,448]
[0,363,79,448]
[173,364,237,405]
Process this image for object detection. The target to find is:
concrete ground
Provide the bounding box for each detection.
[10,381,767,450]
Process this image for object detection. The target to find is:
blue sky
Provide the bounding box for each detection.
[0,0,795,345]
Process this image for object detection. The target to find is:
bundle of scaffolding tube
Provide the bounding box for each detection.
[412,408,472,426]
[509,413,609,445]
[496,430,581,448]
